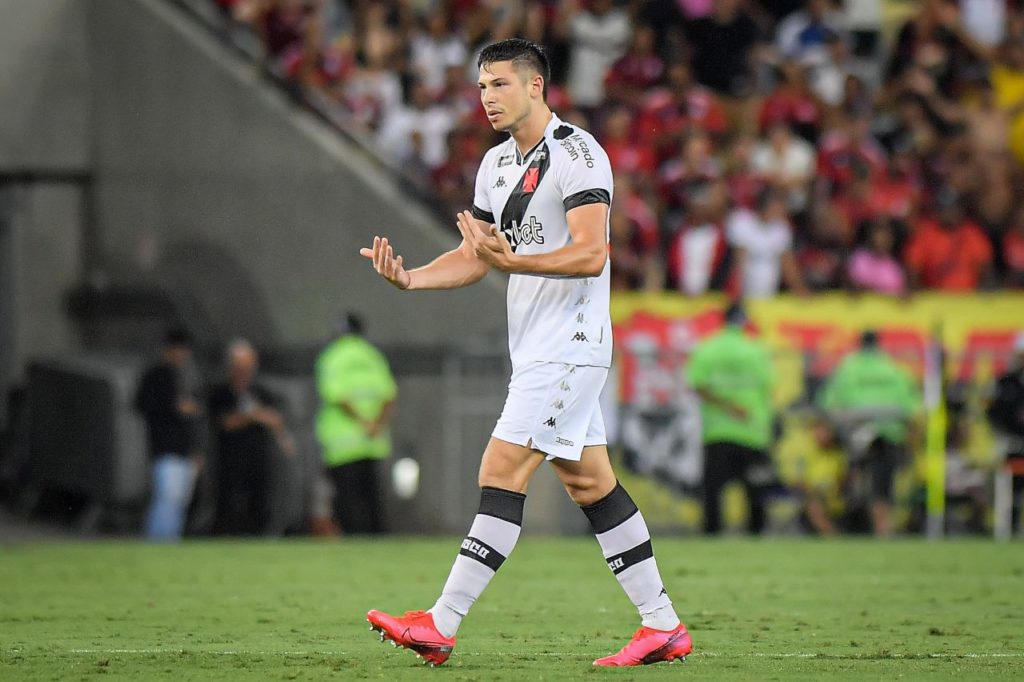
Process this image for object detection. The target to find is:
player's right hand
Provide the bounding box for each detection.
[360,236,411,290]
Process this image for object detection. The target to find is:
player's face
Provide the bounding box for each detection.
[478,61,538,133]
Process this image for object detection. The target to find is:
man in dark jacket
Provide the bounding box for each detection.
[135,326,203,541]
[988,332,1024,533]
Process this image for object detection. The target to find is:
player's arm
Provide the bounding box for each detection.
[359,234,488,290]
[458,203,608,277]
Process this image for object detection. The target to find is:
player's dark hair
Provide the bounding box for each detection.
[861,329,879,349]
[478,38,550,100]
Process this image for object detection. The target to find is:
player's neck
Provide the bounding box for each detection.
[511,108,553,157]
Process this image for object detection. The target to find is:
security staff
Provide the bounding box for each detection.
[315,313,397,534]
[819,330,921,536]
[687,302,776,534]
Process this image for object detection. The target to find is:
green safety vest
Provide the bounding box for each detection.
[315,336,397,467]
[818,349,921,444]
[687,327,776,449]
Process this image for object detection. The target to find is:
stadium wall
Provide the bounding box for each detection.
[85,0,506,348]
[0,0,90,170]
[0,0,90,420]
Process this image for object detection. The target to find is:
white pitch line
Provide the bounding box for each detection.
[46,649,1024,660]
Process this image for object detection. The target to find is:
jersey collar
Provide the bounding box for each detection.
[514,113,562,166]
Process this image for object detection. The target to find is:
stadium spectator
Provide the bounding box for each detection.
[636,61,730,157]
[1003,205,1024,287]
[752,121,816,213]
[666,181,733,296]
[315,313,397,535]
[986,331,1024,533]
[727,188,807,298]
[209,339,292,536]
[202,0,1024,298]
[659,129,722,215]
[561,0,632,114]
[135,327,203,542]
[376,79,457,170]
[687,302,777,534]
[723,133,768,209]
[904,188,995,291]
[684,0,761,98]
[776,0,848,63]
[818,330,921,536]
[797,201,848,291]
[601,106,658,178]
[409,8,468,98]
[604,24,665,107]
[758,61,823,142]
[609,173,662,291]
[991,37,1024,165]
[847,219,908,297]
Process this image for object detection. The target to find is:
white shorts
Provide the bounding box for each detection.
[492,361,608,461]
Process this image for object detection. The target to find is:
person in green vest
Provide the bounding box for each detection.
[687,302,777,534]
[818,330,921,537]
[316,313,397,534]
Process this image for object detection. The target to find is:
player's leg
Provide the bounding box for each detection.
[368,438,540,664]
[428,437,543,636]
[557,450,692,666]
[552,446,681,631]
[548,387,691,666]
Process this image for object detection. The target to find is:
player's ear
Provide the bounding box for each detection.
[531,74,544,99]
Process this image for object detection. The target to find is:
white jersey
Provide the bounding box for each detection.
[471,113,613,369]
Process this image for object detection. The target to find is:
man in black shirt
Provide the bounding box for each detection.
[988,333,1024,533]
[135,326,203,541]
[208,339,291,536]
[685,0,761,97]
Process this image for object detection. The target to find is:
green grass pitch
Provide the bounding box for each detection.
[2,538,1023,680]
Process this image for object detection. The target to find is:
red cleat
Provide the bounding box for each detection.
[593,623,693,666]
[366,609,456,667]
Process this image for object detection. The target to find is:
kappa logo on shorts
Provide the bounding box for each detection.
[555,437,574,447]
[551,399,564,410]
[571,332,588,342]
[544,417,556,428]
[559,381,571,392]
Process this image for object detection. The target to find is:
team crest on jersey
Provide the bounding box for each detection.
[522,167,540,193]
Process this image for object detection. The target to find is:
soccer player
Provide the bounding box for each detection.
[358,39,691,668]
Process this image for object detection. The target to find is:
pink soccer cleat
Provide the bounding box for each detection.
[366,609,456,667]
[593,623,693,666]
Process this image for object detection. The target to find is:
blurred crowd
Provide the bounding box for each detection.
[210,0,1024,297]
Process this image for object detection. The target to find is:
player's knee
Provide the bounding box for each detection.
[562,474,603,506]
[478,471,529,494]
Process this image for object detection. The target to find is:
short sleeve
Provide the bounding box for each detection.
[554,132,614,213]
[471,151,494,224]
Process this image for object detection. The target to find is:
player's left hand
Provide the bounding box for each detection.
[456,210,518,272]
